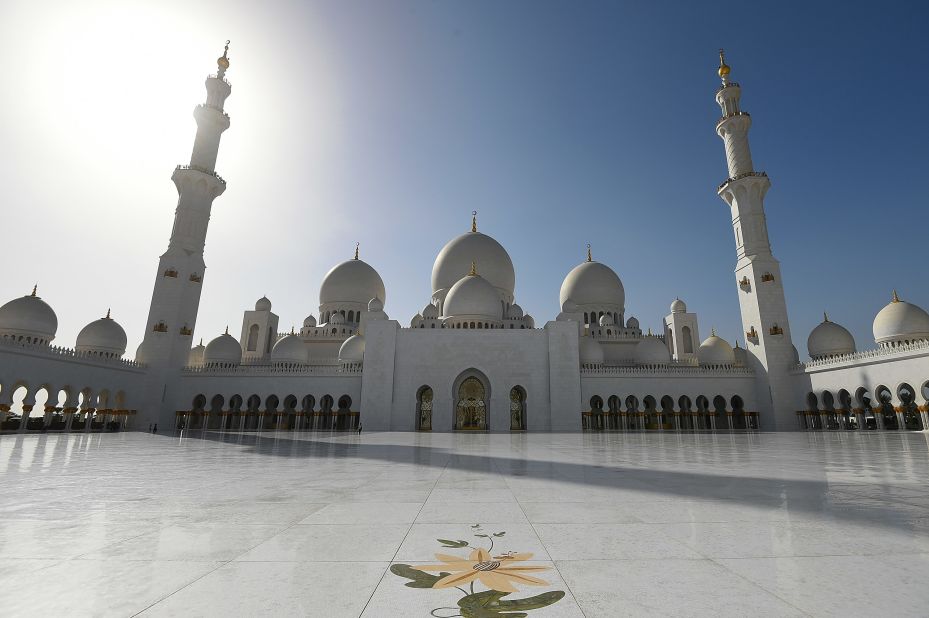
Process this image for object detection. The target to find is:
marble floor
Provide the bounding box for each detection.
[1,431,928,617]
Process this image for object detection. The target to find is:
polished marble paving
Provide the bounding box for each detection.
[1,430,928,617]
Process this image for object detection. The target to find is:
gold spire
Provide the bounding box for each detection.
[586,243,592,262]
[105,308,111,319]
[711,327,717,336]
[224,325,229,335]
[291,325,295,335]
[469,260,478,276]
[471,211,477,233]
[31,284,37,297]
[892,289,900,303]
[199,338,203,346]
[354,242,359,260]
[217,40,230,71]
[823,311,829,322]
[718,48,731,79]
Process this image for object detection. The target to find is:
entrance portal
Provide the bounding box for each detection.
[456,377,487,430]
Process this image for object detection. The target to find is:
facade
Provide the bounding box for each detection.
[1,48,927,434]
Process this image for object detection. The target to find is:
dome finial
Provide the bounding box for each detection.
[291,325,295,335]
[718,48,731,82]
[217,40,230,74]
[471,211,477,233]
[711,327,717,336]
[586,243,592,262]
[892,289,900,303]
[823,311,829,322]
[31,284,37,297]
[199,338,203,346]
[224,325,229,335]
[469,260,478,276]
[106,308,111,319]
[354,242,359,260]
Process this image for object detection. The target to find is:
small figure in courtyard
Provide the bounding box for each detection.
[357,424,362,434]
[153,423,158,434]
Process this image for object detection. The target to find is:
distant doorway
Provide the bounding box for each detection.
[417,386,433,431]
[456,377,487,430]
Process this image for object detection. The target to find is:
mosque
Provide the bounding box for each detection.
[1,47,927,434]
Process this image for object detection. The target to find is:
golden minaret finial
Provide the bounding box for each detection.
[471,211,477,233]
[469,260,478,276]
[892,289,900,303]
[587,243,592,262]
[354,242,359,260]
[718,48,731,82]
[30,284,37,297]
[217,40,230,72]
[106,308,111,319]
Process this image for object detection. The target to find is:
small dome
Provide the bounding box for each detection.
[320,258,387,307]
[872,291,929,345]
[559,261,625,310]
[626,316,640,329]
[561,299,579,313]
[432,230,515,298]
[339,333,365,363]
[271,333,306,364]
[670,298,687,313]
[303,314,317,328]
[255,296,272,311]
[410,314,423,327]
[188,341,206,367]
[203,332,241,366]
[422,303,439,319]
[75,311,127,357]
[444,272,501,319]
[635,336,670,364]
[509,303,524,319]
[808,315,856,359]
[698,333,735,365]
[368,296,384,312]
[598,313,614,327]
[0,288,58,343]
[329,312,345,325]
[579,336,604,365]
[523,314,535,329]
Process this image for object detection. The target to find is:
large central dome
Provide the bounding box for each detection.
[319,258,386,307]
[432,230,515,300]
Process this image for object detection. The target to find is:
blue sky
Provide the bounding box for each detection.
[1,0,926,356]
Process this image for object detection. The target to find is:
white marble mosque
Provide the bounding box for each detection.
[1,47,927,436]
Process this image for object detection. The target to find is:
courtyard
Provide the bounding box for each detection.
[1,430,927,617]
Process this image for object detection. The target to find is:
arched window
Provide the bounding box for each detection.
[681,326,694,354]
[417,386,433,431]
[246,324,259,351]
[347,310,354,323]
[510,387,526,430]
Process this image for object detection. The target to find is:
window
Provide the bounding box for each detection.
[246,324,259,351]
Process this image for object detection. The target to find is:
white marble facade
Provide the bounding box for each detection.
[1,49,927,435]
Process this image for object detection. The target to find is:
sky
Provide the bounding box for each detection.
[1,0,927,359]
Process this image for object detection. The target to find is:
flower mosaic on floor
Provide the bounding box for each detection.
[390,524,565,617]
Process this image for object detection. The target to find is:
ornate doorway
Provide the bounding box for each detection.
[456,377,487,430]
[417,386,433,431]
[510,387,526,430]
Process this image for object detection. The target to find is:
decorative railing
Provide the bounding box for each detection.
[174,165,226,186]
[582,363,753,376]
[0,337,146,369]
[716,82,741,94]
[182,362,358,376]
[207,74,230,86]
[196,103,230,120]
[716,110,750,126]
[717,171,767,191]
[794,339,929,372]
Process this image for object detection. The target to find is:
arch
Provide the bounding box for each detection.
[347,310,354,323]
[337,395,352,411]
[453,370,489,430]
[712,395,727,414]
[896,382,922,430]
[590,395,604,411]
[874,384,897,430]
[301,394,315,413]
[510,386,527,430]
[416,386,433,431]
[731,395,746,429]
[210,394,224,412]
[320,394,334,413]
[681,325,694,354]
[192,394,207,411]
[246,324,259,351]
[283,395,298,412]
[920,380,929,404]
[806,392,819,412]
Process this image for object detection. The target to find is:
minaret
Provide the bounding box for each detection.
[714,50,796,430]
[137,43,232,368]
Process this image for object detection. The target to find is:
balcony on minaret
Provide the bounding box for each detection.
[768,324,784,336]
[163,268,178,278]
[746,326,758,342]
[153,321,168,333]
[189,273,203,283]
[761,272,776,283]
[739,276,751,291]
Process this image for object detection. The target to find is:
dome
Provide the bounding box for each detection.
[698,333,735,365]
[808,315,856,358]
[559,261,625,310]
[339,333,365,363]
[733,341,748,367]
[599,313,614,327]
[319,258,386,308]
[872,291,929,345]
[410,313,423,327]
[271,334,306,364]
[562,299,579,313]
[75,311,127,357]
[626,316,640,329]
[422,303,439,319]
[255,296,272,311]
[329,312,345,325]
[670,298,687,313]
[303,314,317,328]
[509,303,524,319]
[635,336,670,364]
[368,296,383,312]
[203,332,241,366]
[432,231,515,298]
[0,288,58,343]
[188,340,206,367]
[444,272,502,319]
[579,336,604,365]
[523,314,535,329]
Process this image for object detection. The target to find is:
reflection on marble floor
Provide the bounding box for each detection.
[1,431,928,617]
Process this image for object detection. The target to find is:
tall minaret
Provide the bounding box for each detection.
[137,43,232,369]
[714,50,796,430]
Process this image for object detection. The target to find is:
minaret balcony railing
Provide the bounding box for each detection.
[715,82,741,95]
[175,165,226,186]
[717,171,767,191]
[207,73,230,86]
[715,111,750,127]
[196,103,230,120]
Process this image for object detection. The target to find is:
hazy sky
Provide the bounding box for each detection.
[1,0,927,359]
